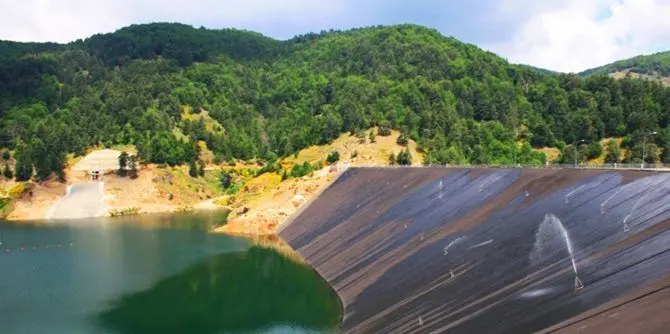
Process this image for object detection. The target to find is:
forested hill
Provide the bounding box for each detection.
[580,50,670,81]
[1,22,670,182]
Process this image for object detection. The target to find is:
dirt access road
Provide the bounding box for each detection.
[47,182,106,219]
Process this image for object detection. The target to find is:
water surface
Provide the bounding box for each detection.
[0,212,341,334]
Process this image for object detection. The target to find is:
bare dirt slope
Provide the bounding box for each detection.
[4,131,419,227]
[215,130,421,236]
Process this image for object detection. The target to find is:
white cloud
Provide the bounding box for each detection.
[488,0,670,72]
[1,0,668,72]
[0,0,345,42]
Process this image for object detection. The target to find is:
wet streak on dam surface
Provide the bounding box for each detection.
[278,167,670,333]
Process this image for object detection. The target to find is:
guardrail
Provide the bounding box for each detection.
[341,162,670,172]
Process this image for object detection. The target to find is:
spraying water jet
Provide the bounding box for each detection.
[532,214,584,292]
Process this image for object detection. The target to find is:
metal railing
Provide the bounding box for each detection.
[342,162,670,172]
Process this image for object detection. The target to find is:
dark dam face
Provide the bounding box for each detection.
[280,167,670,333]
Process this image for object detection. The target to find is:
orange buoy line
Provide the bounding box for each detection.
[1,242,75,253]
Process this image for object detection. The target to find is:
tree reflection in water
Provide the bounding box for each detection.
[97,246,341,334]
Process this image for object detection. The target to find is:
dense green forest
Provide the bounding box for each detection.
[1,23,670,181]
[581,50,670,77]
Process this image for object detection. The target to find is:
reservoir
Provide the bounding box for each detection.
[0,211,341,334]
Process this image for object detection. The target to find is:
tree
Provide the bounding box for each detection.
[396,148,412,165]
[369,130,376,143]
[326,151,340,164]
[198,161,206,177]
[388,152,396,165]
[128,155,139,178]
[355,130,366,144]
[378,122,392,137]
[2,164,12,179]
[396,133,409,146]
[1,151,9,160]
[13,140,33,181]
[605,140,621,163]
[188,160,199,177]
[118,151,129,176]
[219,171,232,189]
[585,142,603,160]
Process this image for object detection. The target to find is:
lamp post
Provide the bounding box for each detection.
[573,139,586,167]
[642,131,658,169]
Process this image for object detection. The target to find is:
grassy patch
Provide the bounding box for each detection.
[182,106,225,134]
[535,147,560,163]
[0,197,14,219]
[109,207,141,217]
[7,182,33,199]
[153,167,226,205]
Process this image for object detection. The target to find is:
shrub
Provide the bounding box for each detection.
[326,151,340,164]
[396,133,409,146]
[8,182,32,199]
[355,130,367,143]
[109,207,141,217]
[1,151,10,160]
[219,171,232,189]
[0,197,14,219]
[605,140,621,163]
[585,142,603,160]
[290,162,315,178]
[378,122,392,136]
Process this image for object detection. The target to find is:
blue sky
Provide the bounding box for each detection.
[1,0,669,72]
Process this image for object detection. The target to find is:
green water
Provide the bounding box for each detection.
[0,212,341,334]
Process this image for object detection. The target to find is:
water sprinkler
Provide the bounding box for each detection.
[574,276,584,291]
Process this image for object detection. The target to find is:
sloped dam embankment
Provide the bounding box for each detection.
[279,167,670,333]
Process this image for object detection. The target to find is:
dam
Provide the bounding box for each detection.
[279,167,670,333]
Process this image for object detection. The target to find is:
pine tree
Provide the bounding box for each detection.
[2,164,13,179]
[397,149,412,165]
[118,151,129,176]
[13,140,33,181]
[128,155,139,178]
[198,161,206,177]
[188,160,199,177]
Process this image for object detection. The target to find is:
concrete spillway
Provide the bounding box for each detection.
[278,167,670,333]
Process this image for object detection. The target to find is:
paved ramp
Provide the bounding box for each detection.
[48,183,105,219]
[279,167,670,333]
